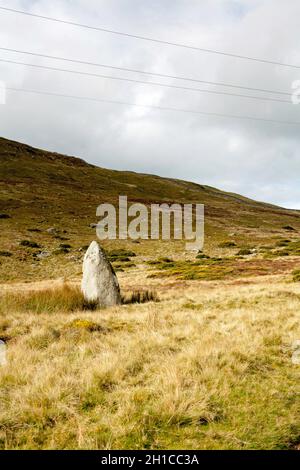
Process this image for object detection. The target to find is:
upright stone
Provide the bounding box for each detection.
[81,241,122,307]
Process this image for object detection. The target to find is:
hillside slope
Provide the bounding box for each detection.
[1,136,300,281]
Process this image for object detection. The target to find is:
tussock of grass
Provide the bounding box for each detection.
[113,262,136,270]
[183,301,204,310]
[107,249,136,263]
[19,240,41,249]
[0,284,98,315]
[292,269,300,282]
[53,247,70,255]
[237,248,252,256]
[218,241,237,248]
[27,328,61,350]
[0,251,12,257]
[158,257,173,263]
[122,290,159,304]
[63,319,106,333]
[109,249,136,257]
[259,245,273,251]
[196,253,210,259]
[274,251,290,257]
[147,257,174,266]
[286,240,300,253]
[59,243,72,249]
[0,285,159,316]
[147,260,163,266]
[107,249,137,270]
[275,239,291,247]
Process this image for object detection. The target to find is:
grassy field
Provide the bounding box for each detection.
[0,272,300,450]
[0,137,300,449]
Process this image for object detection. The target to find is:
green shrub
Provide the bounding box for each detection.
[112,257,131,263]
[113,262,136,269]
[237,249,252,256]
[292,270,300,282]
[146,260,161,266]
[149,259,233,281]
[20,240,41,248]
[259,245,273,251]
[0,251,12,257]
[274,251,289,257]
[275,240,290,247]
[146,258,174,267]
[108,249,136,258]
[218,241,237,248]
[196,254,210,259]
[107,249,137,264]
[53,249,68,255]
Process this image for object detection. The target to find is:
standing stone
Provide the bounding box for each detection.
[81,241,121,307]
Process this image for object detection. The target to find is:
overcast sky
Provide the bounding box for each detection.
[0,0,300,208]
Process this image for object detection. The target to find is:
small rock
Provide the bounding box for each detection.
[37,251,51,260]
[46,227,59,235]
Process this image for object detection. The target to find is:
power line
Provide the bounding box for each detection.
[0,5,299,70]
[0,58,292,105]
[0,46,292,97]
[1,85,300,126]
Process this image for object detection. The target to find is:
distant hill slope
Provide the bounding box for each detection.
[1,136,299,223]
[0,136,300,281]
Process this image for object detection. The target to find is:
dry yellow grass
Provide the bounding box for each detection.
[0,272,300,449]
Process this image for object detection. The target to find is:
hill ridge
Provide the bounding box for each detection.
[1,136,298,214]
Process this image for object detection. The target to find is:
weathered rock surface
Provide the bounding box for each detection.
[81,241,121,307]
[46,227,58,235]
[37,251,51,260]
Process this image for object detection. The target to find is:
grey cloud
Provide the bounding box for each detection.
[0,0,299,208]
